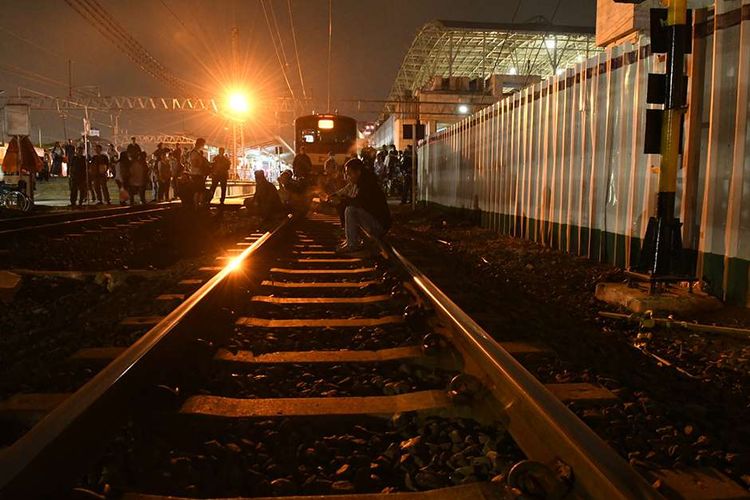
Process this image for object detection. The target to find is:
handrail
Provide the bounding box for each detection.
[381,240,661,499]
[0,216,291,497]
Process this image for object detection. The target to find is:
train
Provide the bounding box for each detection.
[294,113,357,174]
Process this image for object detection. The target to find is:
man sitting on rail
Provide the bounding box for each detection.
[330,158,391,254]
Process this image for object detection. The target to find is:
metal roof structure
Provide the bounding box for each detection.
[386,19,600,106]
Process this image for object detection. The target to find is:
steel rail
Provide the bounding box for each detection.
[380,241,662,499]
[0,216,291,498]
[0,205,177,236]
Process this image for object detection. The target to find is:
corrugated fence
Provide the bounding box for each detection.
[417,1,750,306]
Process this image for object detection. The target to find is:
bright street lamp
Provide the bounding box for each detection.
[227,91,250,117]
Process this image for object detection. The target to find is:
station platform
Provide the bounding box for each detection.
[11,178,252,212]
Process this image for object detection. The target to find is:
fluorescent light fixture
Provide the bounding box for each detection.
[544,38,556,50]
[508,67,518,75]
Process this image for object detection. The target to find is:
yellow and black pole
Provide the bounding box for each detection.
[657,0,687,227]
[637,0,690,279]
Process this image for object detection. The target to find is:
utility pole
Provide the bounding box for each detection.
[67,60,73,98]
[231,25,240,176]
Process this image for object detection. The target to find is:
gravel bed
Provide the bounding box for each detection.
[0,210,263,446]
[199,362,456,399]
[389,206,750,487]
[228,325,423,354]
[244,301,403,320]
[80,414,523,497]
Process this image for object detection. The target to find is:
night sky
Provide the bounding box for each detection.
[0,0,595,146]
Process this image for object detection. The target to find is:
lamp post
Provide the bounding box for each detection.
[226,90,251,178]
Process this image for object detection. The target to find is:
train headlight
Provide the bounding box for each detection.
[318,119,335,129]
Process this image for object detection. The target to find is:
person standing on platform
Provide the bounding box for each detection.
[51,141,64,176]
[115,151,130,205]
[90,144,111,204]
[188,138,209,208]
[64,139,76,175]
[400,144,414,204]
[126,136,142,160]
[68,146,87,207]
[210,147,231,205]
[128,151,147,204]
[156,151,172,202]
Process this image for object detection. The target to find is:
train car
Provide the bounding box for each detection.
[294,113,357,174]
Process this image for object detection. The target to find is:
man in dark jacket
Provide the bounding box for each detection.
[69,146,88,207]
[332,158,390,253]
[209,147,231,204]
[90,144,111,204]
[292,145,313,180]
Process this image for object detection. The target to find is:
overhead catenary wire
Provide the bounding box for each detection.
[286,0,307,101]
[64,0,203,95]
[268,0,291,70]
[259,0,296,101]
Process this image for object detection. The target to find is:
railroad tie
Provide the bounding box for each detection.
[121,482,499,500]
[236,315,403,328]
[269,267,376,274]
[544,383,618,405]
[156,293,185,301]
[0,393,71,424]
[214,346,423,364]
[119,316,164,327]
[180,390,450,418]
[67,347,126,365]
[178,279,203,286]
[260,280,379,288]
[250,294,391,304]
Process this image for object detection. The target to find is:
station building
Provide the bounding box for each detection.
[370,19,600,150]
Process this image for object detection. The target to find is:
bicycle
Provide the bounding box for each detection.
[0,183,33,212]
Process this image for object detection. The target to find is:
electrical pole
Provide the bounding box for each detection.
[67,60,73,98]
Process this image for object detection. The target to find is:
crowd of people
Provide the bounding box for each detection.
[47,137,232,208]
[39,135,406,254]
[273,144,395,254]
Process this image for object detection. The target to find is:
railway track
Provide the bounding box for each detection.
[0,213,663,498]
[0,204,178,239]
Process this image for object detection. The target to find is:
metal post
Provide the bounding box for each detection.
[83,108,89,205]
[67,60,72,98]
[637,0,689,280]
[411,99,419,208]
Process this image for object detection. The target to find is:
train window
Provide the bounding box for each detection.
[301,129,318,143]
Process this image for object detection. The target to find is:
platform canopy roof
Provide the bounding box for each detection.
[386,19,600,107]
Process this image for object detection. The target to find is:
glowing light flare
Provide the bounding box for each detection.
[226,256,244,272]
[224,90,252,120]
[318,119,335,129]
[457,104,469,114]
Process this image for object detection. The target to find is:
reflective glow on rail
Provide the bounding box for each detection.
[226,256,244,272]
